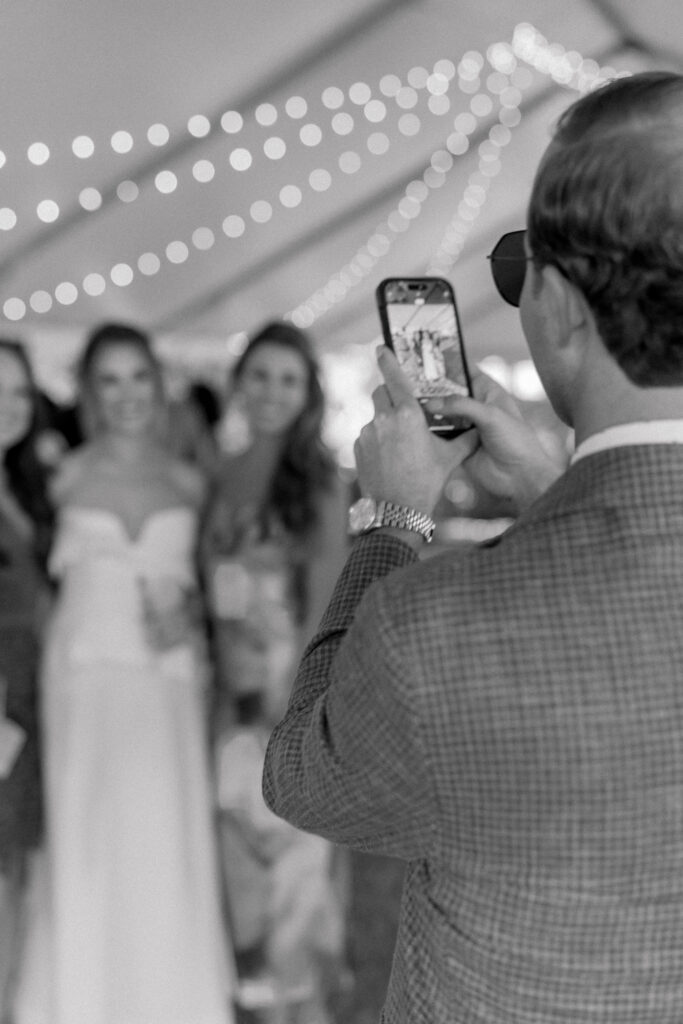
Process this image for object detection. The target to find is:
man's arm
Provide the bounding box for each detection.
[263,348,564,857]
[263,531,439,859]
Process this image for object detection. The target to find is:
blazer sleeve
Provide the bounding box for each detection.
[262,531,438,860]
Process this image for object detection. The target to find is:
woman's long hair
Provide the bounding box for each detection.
[231,320,336,537]
[0,338,54,559]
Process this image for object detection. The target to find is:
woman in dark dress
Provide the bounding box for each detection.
[0,339,51,1021]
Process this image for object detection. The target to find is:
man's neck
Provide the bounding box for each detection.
[571,361,683,448]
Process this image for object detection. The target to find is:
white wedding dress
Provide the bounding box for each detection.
[14,505,235,1024]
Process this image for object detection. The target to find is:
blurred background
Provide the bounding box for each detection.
[1,0,681,479]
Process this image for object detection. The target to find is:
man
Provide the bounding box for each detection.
[263,71,683,1022]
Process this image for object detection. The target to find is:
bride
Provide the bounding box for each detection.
[14,323,235,1024]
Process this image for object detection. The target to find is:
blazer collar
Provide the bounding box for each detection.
[497,444,683,543]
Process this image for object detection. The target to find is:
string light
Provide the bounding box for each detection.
[27,143,50,166]
[4,52,487,314]
[512,22,627,89]
[0,208,17,230]
[7,52,488,230]
[289,31,631,328]
[426,68,528,278]
[289,52,512,328]
[72,136,95,158]
[0,29,634,323]
[4,53,482,226]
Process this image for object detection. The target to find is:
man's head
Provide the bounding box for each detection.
[527,71,683,389]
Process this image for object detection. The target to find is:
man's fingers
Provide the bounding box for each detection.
[427,394,497,432]
[469,368,523,419]
[371,384,393,414]
[376,346,419,408]
[443,426,479,463]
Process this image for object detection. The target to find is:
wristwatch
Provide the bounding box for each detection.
[348,497,435,543]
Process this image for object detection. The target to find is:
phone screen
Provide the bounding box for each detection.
[378,278,471,436]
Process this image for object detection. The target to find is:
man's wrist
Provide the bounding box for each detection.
[348,497,436,543]
[374,525,429,551]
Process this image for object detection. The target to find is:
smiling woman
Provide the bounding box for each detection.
[200,320,351,1018]
[12,322,236,1024]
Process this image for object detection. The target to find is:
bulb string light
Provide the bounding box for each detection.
[288,31,630,327]
[0,53,499,321]
[0,62,462,229]
[287,65,522,328]
[1,27,632,323]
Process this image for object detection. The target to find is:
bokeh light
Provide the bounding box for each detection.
[229,148,252,171]
[222,215,245,238]
[55,282,78,305]
[79,187,102,211]
[3,298,25,321]
[279,185,302,208]
[264,137,286,159]
[72,135,95,158]
[111,131,134,154]
[37,200,60,223]
[188,115,211,138]
[154,170,178,194]
[138,252,161,275]
[192,227,215,250]
[250,200,272,223]
[83,273,106,296]
[30,290,53,313]
[192,160,215,183]
[28,143,50,165]
[255,104,277,126]
[110,263,134,286]
[166,241,189,264]
[116,180,139,203]
[221,111,243,134]
[309,168,332,191]
[147,123,170,146]
[0,208,17,230]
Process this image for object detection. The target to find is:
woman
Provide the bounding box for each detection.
[14,323,235,1024]
[0,340,54,565]
[0,340,49,1021]
[201,321,350,1021]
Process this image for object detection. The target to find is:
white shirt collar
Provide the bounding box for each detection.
[571,420,683,465]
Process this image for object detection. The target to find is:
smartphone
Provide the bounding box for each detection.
[375,277,473,438]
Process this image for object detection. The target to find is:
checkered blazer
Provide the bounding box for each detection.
[263,445,683,1023]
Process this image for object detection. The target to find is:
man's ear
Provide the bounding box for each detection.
[540,265,596,351]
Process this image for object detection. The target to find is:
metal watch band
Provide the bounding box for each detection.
[378,500,435,542]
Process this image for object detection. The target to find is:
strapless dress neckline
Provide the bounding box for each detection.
[61,504,196,545]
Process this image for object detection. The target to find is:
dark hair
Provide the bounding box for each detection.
[231,320,336,536]
[528,71,683,386]
[76,321,165,436]
[0,339,54,559]
[188,381,221,428]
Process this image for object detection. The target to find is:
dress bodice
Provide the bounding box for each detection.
[47,506,199,666]
[50,505,197,585]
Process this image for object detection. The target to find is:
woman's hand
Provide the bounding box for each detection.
[139,578,201,652]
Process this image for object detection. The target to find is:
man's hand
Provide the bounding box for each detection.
[354,347,477,516]
[426,369,566,512]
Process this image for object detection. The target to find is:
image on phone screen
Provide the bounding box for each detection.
[382,280,469,402]
[377,277,472,438]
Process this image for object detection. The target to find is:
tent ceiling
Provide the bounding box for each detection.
[1,0,681,380]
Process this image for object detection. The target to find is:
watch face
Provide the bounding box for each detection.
[348,496,377,534]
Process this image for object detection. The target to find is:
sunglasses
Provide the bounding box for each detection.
[487,230,533,307]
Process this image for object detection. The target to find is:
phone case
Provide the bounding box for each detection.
[375,277,473,438]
